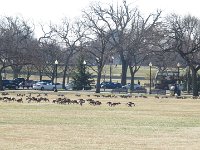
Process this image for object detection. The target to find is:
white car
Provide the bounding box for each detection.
[33,82,63,91]
[122,83,141,90]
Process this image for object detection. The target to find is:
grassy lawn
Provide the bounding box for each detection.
[0,91,200,149]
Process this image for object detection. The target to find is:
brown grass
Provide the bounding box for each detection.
[0,91,200,150]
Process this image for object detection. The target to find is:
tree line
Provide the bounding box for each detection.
[0,0,200,96]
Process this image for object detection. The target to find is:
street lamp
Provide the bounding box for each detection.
[186,66,190,93]
[177,62,180,84]
[149,62,152,94]
[83,60,87,90]
[83,60,86,65]
[103,70,106,91]
[109,56,114,83]
[54,60,58,92]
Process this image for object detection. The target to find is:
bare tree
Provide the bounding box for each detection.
[126,10,162,90]
[82,7,114,93]
[1,16,35,78]
[0,16,35,89]
[163,14,200,96]
[37,38,63,82]
[150,51,185,71]
[85,0,138,85]
[39,18,85,88]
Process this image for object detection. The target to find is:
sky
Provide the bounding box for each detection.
[136,0,200,17]
[0,0,199,36]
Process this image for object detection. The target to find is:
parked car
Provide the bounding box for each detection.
[33,82,63,91]
[19,80,38,89]
[100,82,122,89]
[13,78,25,85]
[2,80,19,90]
[114,82,122,89]
[122,83,142,90]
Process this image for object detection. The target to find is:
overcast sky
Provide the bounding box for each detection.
[0,0,199,36]
[1,0,200,21]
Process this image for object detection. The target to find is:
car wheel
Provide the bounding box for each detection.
[41,87,44,90]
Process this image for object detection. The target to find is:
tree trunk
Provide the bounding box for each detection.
[121,59,128,86]
[130,74,135,91]
[187,67,191,93]
[51,66,56,84]
[67,75,70,84]
[191,67,198,96]
[130,70,135,92]
[39,70,43,81]
[0,70,3,91]
[62,65,68,89]
[52,74,55,84]
[26,70,30,80]
[95,70,102,93]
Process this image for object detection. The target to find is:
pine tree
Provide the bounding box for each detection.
[72,57,94,90]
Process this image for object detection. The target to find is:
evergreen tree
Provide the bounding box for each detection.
[72,57,94,90]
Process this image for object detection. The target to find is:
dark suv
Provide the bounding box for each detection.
[2,80,19,90]
[100,82,122,89]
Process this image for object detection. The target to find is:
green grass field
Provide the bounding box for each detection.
[0,91,200,149]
